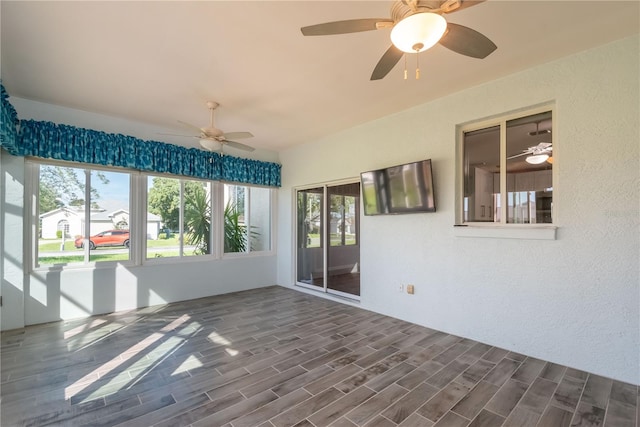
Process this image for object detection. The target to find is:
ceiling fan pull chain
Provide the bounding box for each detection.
[404,55,408,80]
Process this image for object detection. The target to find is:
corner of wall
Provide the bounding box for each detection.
[1,149,26,330]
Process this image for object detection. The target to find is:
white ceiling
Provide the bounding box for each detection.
[1,1,638,153]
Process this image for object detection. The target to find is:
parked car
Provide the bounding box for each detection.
[74,230,130,250]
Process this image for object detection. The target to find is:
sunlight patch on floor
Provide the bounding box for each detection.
[207,331,232,346]
[64,319,108,339]
[171,354,204,375]
[225,348,239,356]
[64,314,191,401]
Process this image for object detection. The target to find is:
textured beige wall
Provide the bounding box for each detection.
[278,36,640,384]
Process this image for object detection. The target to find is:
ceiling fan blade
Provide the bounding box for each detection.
[224,140,255,152]
[371,45,404,81]
[158,132,199,138]
[439,23,497,59]
[301,18,393,36]
[529,129,551,136]
[222,131,254,140]
[177,120,206,134]
[507,152,528,160]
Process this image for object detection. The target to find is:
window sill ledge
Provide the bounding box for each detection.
[453,224,557,240]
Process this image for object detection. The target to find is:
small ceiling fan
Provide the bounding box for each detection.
[167,101,255,152]
[508,142,553,164]
[300,0,497,80]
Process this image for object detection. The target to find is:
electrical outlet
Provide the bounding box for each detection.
[407,284,415,295]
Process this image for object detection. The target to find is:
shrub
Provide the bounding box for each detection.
[56,230,62,239]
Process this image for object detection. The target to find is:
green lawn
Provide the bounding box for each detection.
[39,253,131,264]
[38,237,181,251]
[147,237,183,247]
[39,240,78,251]
[37,236,195,265]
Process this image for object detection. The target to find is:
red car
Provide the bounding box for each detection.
[75,230,130,250]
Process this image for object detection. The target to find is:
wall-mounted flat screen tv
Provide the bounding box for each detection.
[360,159,436,215]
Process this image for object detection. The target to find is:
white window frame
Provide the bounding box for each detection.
[27,159,137,271]
[26,159,276,272]
[142,174,219,264]
[454,104,558,240]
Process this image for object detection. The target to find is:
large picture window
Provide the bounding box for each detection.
[461,108,553,225]
[35,163,132,267]
[30,160,274,270]
[146,176,213,259]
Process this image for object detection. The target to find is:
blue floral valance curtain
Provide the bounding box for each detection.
[16,120,227,181]
[0,84,19,150]
[0,84,281,187]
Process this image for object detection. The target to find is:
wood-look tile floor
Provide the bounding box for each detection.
[1,286,637,427]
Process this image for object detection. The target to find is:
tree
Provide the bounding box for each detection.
[224,201,248,252]
[39,181,64,213]
[39,165,109,212]
[224,200,261,253]
[147,177,207,231]
[147,177,181,230]
[184,185,211,255]
[147,177,258,254]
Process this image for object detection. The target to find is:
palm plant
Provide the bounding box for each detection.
[184,188,258,254]
[224,201,248,252]
[184,187,211,255]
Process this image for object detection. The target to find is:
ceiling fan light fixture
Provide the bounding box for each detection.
[526,154,549,164]
[390,12,447,53]
[199,139,221,152]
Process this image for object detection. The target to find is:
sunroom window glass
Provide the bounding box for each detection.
[146,176,182,259]
[248,186,271,252]
[224,184,249,253]
[222,184,272,253]
[36,164,132,266]
[463,125,500,223]
[89,170,131,262]
[183,180,212,256]
[37,165,86,266]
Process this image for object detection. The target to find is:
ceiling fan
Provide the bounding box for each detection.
[168,101,255,152]
[508,142,553,164]
[300,0,497,80]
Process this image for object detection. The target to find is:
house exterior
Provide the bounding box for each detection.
[39,207,161,240]
[39,207,85,239]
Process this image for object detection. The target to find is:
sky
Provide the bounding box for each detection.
[94,170,130,212]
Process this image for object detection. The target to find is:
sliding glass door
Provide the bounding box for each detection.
[296,182,360,299]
